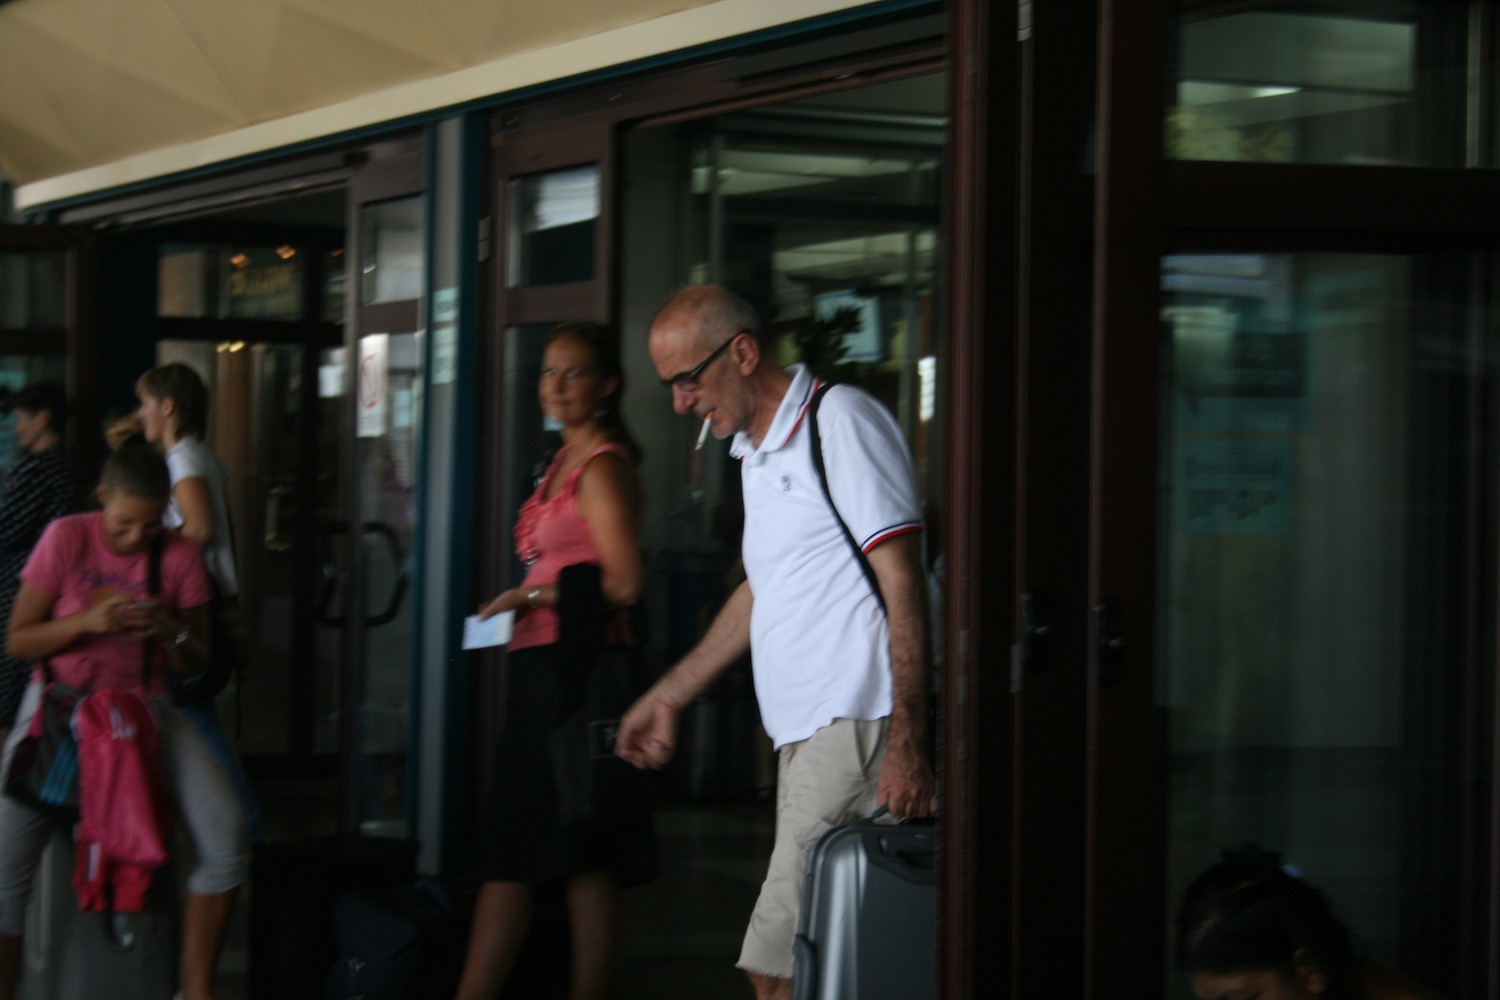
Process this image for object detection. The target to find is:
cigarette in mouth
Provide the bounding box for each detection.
[695,412,714,450]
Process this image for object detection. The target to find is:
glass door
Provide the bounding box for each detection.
[343,149,425,836]
[152,224,347,839]
[1070,4,1497,997]
[148,170,422,839]
[150,338,343,758]
[1157,251,1492,997]
[479,123,613,805]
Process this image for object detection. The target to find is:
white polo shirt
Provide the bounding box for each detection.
[731,364,922,748]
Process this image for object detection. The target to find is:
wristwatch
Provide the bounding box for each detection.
[526,587,542,608]
[164,624,191,651]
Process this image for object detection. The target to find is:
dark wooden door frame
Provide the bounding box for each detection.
[942,1,1018,996]
[1086,1,1168,996]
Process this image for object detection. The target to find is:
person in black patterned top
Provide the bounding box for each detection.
[0,383,88,734]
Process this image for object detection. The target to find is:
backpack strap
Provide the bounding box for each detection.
[142,532,165,688]
[808,383,887,618]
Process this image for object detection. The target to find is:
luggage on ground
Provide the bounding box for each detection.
[792,815,938,1000]
[18,829,177,1000]
[326,874,569,1000]
[249,834,419,1000]
[325,876,474,1000]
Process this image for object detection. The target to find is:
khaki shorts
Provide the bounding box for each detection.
[737,716,888,979]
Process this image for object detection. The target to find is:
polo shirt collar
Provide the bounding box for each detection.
[731,363,819,465]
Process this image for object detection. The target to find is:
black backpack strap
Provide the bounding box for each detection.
[143,532,165,688]
[808,382,887,618]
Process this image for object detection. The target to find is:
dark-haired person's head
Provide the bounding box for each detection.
[5,382,69,427]
[136,362,209,442]
[96,446,170,555]
[1178,845,1354,1000]
[5,382,69,453]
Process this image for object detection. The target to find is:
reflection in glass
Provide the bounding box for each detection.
[324,248,347,323]
[507,166,599,287]
[361,198,425,305]
[355,330,422,837]
[1169,5,1455,166]
[1160,252,1478,996]
[224,343,314,758]
[688,99,944,486]
[0,251,66,329]
[158,244,305,320]
[316,345,348,760]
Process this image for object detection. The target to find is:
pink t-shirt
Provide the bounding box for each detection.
[20,512,212,695]
[509,442,632,651]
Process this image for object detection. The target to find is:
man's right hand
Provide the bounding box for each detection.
[615,693,680,770]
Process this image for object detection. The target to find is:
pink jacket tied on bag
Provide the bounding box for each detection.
[71,690,172,912]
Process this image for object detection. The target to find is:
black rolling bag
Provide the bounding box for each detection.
[249,834,419,1000]
[324,876,474,1000]
[325,874,569,1000]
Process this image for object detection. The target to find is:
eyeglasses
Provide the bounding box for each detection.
[659,331,747,392]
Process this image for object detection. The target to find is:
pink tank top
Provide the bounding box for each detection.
[509,441,633,651]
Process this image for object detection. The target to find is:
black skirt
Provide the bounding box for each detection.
[476,642,657,888]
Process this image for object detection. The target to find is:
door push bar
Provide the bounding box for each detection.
[316,521,408,628]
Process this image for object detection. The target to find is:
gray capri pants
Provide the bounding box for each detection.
[0,681,250,937]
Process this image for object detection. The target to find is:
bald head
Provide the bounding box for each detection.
[647,284,789,446]
[648,285,761,355]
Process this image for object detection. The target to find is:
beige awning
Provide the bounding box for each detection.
[1,0,877,211]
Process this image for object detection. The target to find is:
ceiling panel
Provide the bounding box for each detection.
[0,0,873,197]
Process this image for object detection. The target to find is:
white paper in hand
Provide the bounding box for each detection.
[463,611,515,650]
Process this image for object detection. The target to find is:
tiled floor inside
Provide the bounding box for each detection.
[210,794,775,999]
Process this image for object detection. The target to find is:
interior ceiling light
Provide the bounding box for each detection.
[276,245,296,260]
[229,252,249,269]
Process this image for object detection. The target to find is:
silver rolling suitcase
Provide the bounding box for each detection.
[792,816,937,1000]
[18,828,178,1000]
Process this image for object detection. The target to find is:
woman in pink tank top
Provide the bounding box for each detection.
[456,322,654,1000]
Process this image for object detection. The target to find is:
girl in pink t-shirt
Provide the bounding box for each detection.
[10,446,211,702]
[18,502,209,696]
[0,446,247,1000]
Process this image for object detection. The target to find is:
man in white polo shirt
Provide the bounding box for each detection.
[617,284,937,1000]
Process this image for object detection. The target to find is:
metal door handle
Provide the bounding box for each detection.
[1021,586,1052,672]
[316,521,408,627]
[1095,596,1125,686]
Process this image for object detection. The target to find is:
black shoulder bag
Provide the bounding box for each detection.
[150,535,236,706]
[808,382,887,617]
